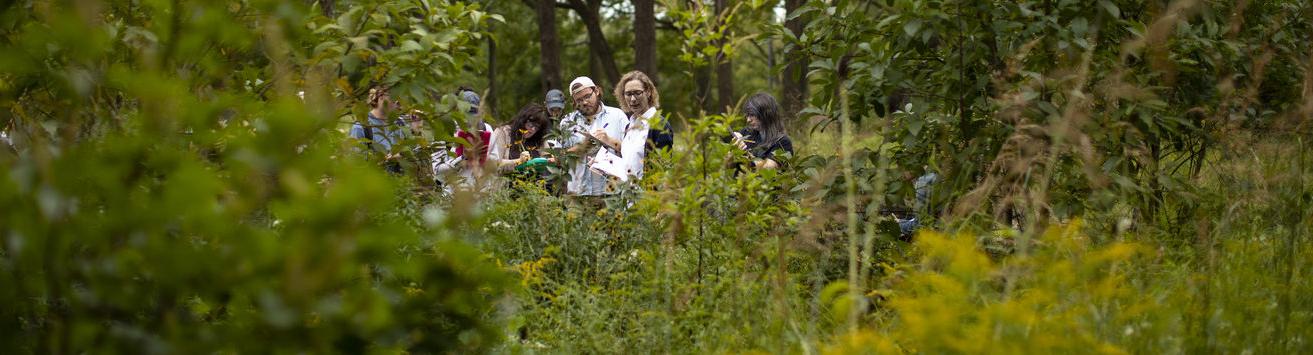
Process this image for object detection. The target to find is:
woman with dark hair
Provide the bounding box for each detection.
[731,92,793,169]
[487,103,554,173]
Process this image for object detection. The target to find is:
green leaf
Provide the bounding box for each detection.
[903,19,922,37]
[399,39,422,52]
[877,15,901,30]
[1099,0,1120,19]
[787,6,817,21]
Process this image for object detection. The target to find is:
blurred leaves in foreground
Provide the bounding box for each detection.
[1,0,510,353]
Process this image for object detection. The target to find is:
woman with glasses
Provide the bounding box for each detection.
[615,71,673,151]
[611,71,671,181]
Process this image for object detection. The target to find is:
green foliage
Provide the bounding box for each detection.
[0,1,512,353]
[2,0,1310,353]
[792,0,1312,224]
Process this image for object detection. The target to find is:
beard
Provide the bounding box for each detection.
[578,102,600,116]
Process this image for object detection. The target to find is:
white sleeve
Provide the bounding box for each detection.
[486,127,506,161]
[432,148,461,175]
[485,127,517,171]
[620,119,650,179]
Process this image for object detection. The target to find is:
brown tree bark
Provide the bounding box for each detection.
[566,0,621,88]
[782,0,809,118]
[309,0,334,17]
[535,0,563,91]
[694,64,713,114]
[633,0,657,80]
[487,35,498,118]
[714,0,733,113]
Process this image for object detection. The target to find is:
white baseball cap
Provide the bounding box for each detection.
[569,76,596,95]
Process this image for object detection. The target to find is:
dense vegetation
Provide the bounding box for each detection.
[2,0,1310,353]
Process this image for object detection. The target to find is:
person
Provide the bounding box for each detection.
[730,92,793,169]
[612,70,669,180]
[616,71,672,152]
[487,103,555,177]
[432,87,494,189]
[350,85,406,173]
[545,89,567,121]
[543,89,567,149]
[558,76,628,196]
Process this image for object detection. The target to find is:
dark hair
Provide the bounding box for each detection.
[508,103,551,156]
[744,92,787,146]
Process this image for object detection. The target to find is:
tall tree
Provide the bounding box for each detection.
[533,0,563,91]
[564,0,621,88]
[633,0,657,80]
[782,0,809,118]
[310,0,335,17]
[487,35,498,118]
[695,64,713,113]
[714,0,733,113]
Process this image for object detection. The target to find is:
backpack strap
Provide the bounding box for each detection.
[363,124,375,151]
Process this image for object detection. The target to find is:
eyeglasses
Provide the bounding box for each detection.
[624,90,646,98]
[572,90,596,105]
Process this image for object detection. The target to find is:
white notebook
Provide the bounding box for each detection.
[588,149,630,182]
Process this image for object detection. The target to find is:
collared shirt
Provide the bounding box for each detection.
[559,104,628,196]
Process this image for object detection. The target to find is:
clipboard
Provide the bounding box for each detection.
[588,149,630,182]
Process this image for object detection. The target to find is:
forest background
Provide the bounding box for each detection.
[2,0,1312,353]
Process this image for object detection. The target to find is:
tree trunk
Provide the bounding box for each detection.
[767,40,777,90]
[568,0,621,88]
[633,0,657,80]
[310,0,334,17]
[695,64,713,114]
[714,0,734,113]
[487,35,498,118]
[536,0,563,91]
[782,0,809,119]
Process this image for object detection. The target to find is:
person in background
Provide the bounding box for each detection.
[543,89,567,149]
[557,76,628,196]
[432,87,494,188]
[545,89,567,122]
[487,103,554,175]
[350,85,406,173]
[730,92,793,170]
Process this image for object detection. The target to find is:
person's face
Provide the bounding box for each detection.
[407,114,424,131]
[572,87,600,116]
[465,109,483,131]
[548,107,563,119]
[747,114,761,130]
[623,80,649,113]
[522,121,540,138]
[374,91,395,112]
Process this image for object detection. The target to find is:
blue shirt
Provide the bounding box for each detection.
[349,113,406,152]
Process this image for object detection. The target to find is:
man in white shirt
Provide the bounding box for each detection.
[557,76,628,196]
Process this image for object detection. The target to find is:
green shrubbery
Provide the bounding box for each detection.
[3,0,1310,353]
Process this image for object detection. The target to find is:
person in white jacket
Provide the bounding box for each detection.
[431,88,493,191]
[612,71,664,181]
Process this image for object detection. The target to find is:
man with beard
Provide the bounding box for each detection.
[557,76,628,197]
